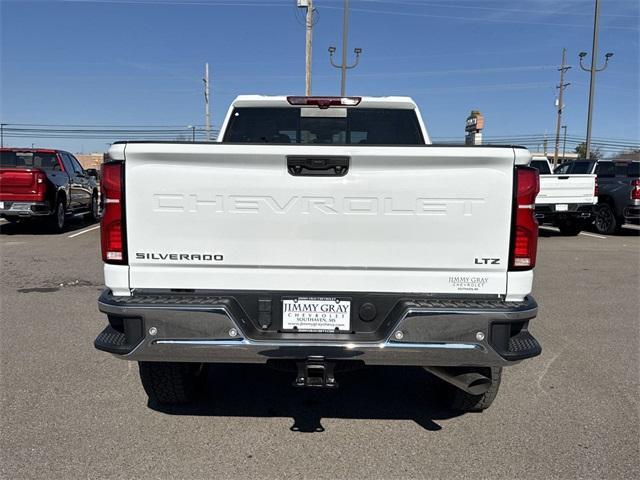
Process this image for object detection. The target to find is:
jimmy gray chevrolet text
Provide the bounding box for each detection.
[94,96,542,412]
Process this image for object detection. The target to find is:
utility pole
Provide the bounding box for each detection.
[328,0,363,96]
[543,134,548,157]
[579,0,613,159]
[553,48,571,166]
[0,123,4,148]
[303,0,314,95]
[562,125,568,160]
[188,125,195,142]
[204,63,211,141]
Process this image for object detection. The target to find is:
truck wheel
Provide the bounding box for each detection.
[594,204,619,235]
[138,362,207,405]
[447,367,502,412]
[557,219,582,236]
[85,193,100,222]
[49,199,66,232]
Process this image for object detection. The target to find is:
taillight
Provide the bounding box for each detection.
[594,177,599,197]
[510,166,540,270]
[100,161,127,264]
[35,172,46,200]
[631,179,640,200]
[286,96,361,109]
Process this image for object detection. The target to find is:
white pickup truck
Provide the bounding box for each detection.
[529,156,597,235]
[95,95,542,412]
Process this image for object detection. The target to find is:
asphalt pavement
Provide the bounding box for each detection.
[1,218,638,480]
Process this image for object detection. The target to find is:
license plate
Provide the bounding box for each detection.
[556,204,568,212]
[282,297,351,332]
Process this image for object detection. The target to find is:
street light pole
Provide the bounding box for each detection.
[339,0,349,94]
[188,125,195,142]
[579,0,613,159]
[328,0,362,96]
[584,0,600,160]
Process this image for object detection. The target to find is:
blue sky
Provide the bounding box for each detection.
[1,0,638,153]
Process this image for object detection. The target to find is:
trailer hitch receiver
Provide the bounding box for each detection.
[294,356,338,388]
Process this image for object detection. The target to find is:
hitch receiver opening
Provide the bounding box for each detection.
[294,357,338,388]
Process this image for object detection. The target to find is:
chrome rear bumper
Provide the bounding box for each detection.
[95,290,541,367]
[0,201,51,217]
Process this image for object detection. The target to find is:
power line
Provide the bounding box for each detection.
[0,124,221,142]
[432,133,639,156]
[2,124,637,150]
[349,0,636,18]
[320,4,639,31]
[3,123,208,127]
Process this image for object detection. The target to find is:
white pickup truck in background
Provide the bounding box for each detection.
[95,95,542,413]
[529,156,597,235]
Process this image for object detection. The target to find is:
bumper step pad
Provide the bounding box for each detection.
[94,325,136,355]
[503,330,541,360]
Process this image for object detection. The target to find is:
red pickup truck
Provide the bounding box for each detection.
[0,148,100,231]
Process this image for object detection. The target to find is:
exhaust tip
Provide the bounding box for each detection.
[424,367,492,396]
[466,376,492,396]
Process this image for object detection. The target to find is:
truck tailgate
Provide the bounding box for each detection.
[123,144,517,295]
[0,169,43,201]
[536,174,596,205]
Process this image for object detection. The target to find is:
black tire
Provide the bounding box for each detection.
[557,219,582,236]
[49,199,66,233]
[138,362,207,405]
[447,367,502,412]
[594,203,620,235]
[85,192,100,222]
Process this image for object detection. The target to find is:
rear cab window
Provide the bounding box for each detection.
[627,162,639,177]
[596,162,616,176]
[530,160,551,175]
[615,164,627,176]
[222,107,425,145]
[0,151,61,171]
[570,161,596,174]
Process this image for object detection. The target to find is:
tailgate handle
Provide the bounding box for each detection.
[558,176,570,180]
[287,156,349,177]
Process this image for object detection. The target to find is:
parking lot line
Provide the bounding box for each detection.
[68,225,100,238]
[579,231,607,239]
[623,224,640,231]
